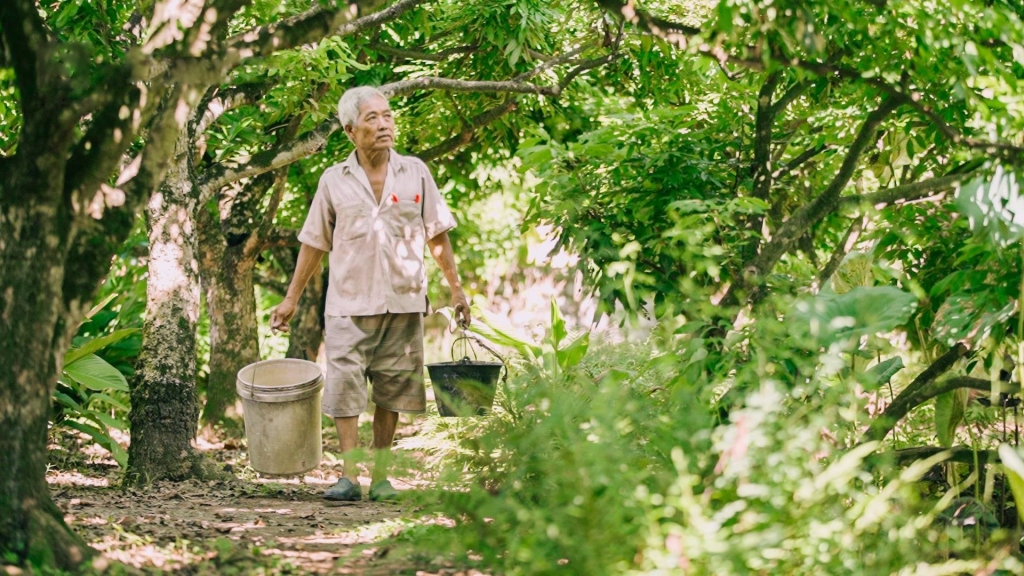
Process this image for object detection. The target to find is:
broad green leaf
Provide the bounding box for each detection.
[53,391,82,410]
[831,252,873,295]
[862,357,904,389]
[934,388,967,448]
[955,166,1024,247]
[84,292,118,320]
[466,311,542,360]
[557,331,590,371]
[92,411,127,431]
[64,354,129,392]
[795,286,918,345]
[550,298,567,350]
[64,420,127,468]
[89,393,129,411]
[64,328,140,366]
[999,444,1024,513]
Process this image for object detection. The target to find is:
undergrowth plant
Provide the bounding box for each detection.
[414,292,1024,574]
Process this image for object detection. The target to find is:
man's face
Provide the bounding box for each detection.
[346,95,394,152]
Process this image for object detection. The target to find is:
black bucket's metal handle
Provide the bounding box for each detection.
[451,329,508,385]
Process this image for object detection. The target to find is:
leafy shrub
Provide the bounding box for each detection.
[51,228,146,467]
[416,296,1024,574]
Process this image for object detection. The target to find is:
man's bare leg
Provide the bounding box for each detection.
[334,416,360,483]
[371,406,400,484]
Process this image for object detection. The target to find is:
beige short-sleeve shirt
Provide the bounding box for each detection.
[297,151,456,317]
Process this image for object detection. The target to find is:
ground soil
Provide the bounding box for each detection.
[38,418,482,575]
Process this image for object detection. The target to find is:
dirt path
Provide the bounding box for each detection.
[45,426,463,574]
[53,477,413,573]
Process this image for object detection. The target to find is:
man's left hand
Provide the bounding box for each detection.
[453,290,471,328]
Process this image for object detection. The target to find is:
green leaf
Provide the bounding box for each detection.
[89,393,129,411]
[53,391,83,410]
[108,441,128,468]
[954,166,1024,247]
[84,292,118,320]
[64,354,129,392]
[92,410,127,431]
[999,444,1024,513]
[64,420,127,468]
[466,311,542,360]
[557,331,590,371]
[935,388,967,448]
[64,328,140,366]
[796,286,918,344]
[862,357,904,389]
[550,298,567,350]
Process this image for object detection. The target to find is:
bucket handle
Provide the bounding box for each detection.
[451,331,509,386]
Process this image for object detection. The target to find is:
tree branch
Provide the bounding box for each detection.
[0,0,48,106]
[724,96,903,306]
[770,80,810,116]
[246,105,313,258]
[381,77,560,97]
[261,226,302,250]
[594,0,701,47]
[254,268,290,295]
[751,72,782,199]
[228,0,428,62]
[367,42,475,62]
[557,54,619,89]
[63,84,189,310]
[416,99,519,162]
[791,59,1024,159]
[860,344,973,444]
[63,74,139,204]
[198,74,571,198]
[737,72,783,265]
[887,446,1000,467]
[772,144,831,180]
[198,117,339,203]
[195,82,271,136]
[839,172,973,209]
[514,42,593,83]
[816,217,863,289]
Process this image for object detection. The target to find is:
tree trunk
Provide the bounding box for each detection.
[287,259,327,361]
[0,186,93,567]
[126,156,220,485]
[199,237,260,429]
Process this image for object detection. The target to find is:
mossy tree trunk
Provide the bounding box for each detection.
[198,227,260,430]
[197,171,292,428]
[0,0,201,564]
[196,112,306,428]
[0,201,93,569]
[126,131,221,485]
[0,0,379,566]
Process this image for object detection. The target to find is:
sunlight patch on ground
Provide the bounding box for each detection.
[90,537,212,571]
[47,470,111,487]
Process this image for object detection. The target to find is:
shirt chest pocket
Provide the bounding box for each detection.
[335,203,373,241]
[386,194,423,239]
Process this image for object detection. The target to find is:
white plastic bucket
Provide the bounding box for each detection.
[236,359,323,476]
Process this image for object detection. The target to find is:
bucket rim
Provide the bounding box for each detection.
[237,377,323,394]
[426,360,504,367]
[237,358,323,393]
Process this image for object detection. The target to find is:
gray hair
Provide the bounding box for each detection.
[337,86,389,129]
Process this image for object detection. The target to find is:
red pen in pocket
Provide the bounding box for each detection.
[414,194,420,203]
[391,193,399,203]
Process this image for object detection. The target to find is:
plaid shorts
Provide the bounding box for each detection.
[322,313,425,418]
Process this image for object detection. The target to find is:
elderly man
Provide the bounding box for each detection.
[270,86,471,502]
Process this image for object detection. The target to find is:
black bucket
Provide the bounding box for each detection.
[426,359,503,417]
[426,332,507,417]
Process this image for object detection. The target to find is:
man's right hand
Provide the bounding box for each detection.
[270,299,297,333]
